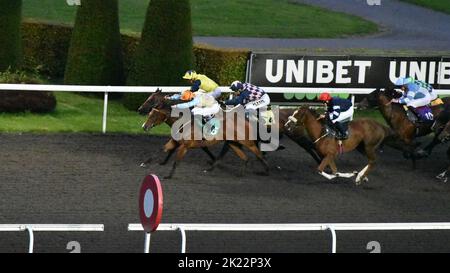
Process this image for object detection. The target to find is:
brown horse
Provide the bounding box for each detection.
[142,98,269,179]
[138,89,323,167]
[138,89,216,166]
[366,88,450,168]
[285,106,392,185]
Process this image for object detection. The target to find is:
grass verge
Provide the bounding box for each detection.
[400,0,450,15]
[22,0,379,38]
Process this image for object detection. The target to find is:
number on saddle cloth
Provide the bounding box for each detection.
[413,106,434,123]
[195,116,220,137]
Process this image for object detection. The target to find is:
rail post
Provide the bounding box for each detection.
[102,91,109,134]
[26,226,34,253]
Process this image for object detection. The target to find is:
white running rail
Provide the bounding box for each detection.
[128,222,450,253]
[1,83,450,134]
[0,224,104,253]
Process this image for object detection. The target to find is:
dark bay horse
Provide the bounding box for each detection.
[366,88,450,168]
[285,106,392,185]
[142,99,269,179]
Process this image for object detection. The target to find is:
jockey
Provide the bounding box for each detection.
[182,70,222,99]
[318,92,354,140]
[391,77,437,122]
[167,89,220,122]
[392,77,437,108]
[223,81,271,116]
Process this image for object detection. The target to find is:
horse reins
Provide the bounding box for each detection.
[287,114,329,144]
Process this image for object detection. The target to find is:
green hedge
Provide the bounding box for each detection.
[64,0,124,87]
[20,21,249,107]
[121,44,250,110]
[194,43,249,85]
[22,20,72,78]
[124,0,194,110]
[0,0,22,71]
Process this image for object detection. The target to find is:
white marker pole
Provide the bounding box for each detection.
[144,232,151,253]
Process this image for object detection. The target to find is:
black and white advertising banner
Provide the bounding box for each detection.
[249,54,450,102]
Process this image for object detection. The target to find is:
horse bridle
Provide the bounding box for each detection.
[150,108,169,123]
[286,112,329,144]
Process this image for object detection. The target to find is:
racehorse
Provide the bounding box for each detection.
[142,97,269,179]
[138,89,216,166]
[138,89,323,166]
[365,88,449,168]
[415,104,450,158]
[285,106,393,185]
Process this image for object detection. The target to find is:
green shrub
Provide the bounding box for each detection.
[0,69,56,113]
[20,21,249,109]
[193,44,249,85]
[0,0,22,71]
[124,0,194,110]
[64,0,124,87]
[22,20,72,78]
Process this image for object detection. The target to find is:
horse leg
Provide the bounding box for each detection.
[355,146,377,185]
[159,149,176,166]
[205,142,231,172]
[140,138,178,167]
[164,145,188,179]
[289,135,323,164]
[416,135,440,158]
[244,142,270,175]
[317,154,337,180]
[201,147,216,165]
[436,169,448,183]
[160,139,182,165]
[227,142,250,177]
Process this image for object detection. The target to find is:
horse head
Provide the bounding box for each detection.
[142,107,169,132]
[138,88,165,115]
[284,106,310,132]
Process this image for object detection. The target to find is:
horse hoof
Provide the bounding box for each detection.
[355,176,368,186]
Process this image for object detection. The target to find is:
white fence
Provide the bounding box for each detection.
[1,83,450,134]
[128,222,450,253]
[0,224,104,253]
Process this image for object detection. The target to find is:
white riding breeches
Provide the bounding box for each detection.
[192,102,220,117]
[244,94,271,111]
[331,107,354,123]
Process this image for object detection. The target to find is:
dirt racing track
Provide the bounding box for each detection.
[0,133,450,253]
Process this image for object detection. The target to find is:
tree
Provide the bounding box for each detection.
[125,0,194,109]
[0,0,22,71]
[64,0,124,86]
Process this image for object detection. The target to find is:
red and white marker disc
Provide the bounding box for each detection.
[139,174,163,233]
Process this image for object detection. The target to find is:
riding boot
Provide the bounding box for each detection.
[406,106,419,123]
[334,122,349,140]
